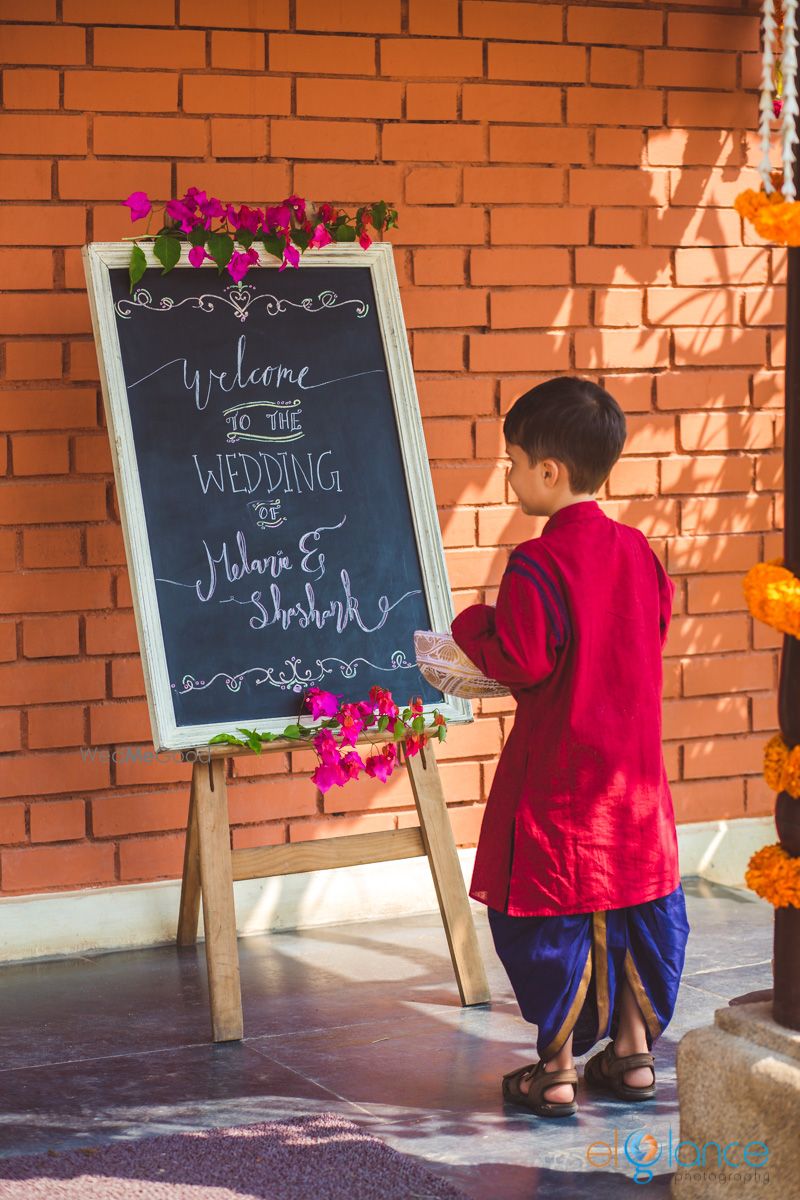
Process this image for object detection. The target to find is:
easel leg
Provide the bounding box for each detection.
[177,761,201,947]
[195,757,243,1042]
[406,741,490,1006]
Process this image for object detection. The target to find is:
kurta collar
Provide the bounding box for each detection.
[542,499,602,534]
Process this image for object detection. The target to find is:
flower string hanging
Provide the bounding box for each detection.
[735,0,800,242]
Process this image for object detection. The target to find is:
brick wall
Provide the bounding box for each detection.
[0,0,782,897]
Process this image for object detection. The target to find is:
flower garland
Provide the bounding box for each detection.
[209,685,447,794]
[763,731,800,797]
[735,1,800,238]
[121,188,398,291]
[743,558,800,637]
[745,842,800,907]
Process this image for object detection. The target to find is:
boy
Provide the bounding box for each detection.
[450,377,689,1119]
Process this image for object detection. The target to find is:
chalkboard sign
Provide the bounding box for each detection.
[83,242,471,752]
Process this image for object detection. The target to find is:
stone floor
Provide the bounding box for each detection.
[0,877,774,1198]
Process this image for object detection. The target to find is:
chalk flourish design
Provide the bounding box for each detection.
[175,651,413,695]
[115,285,369,324]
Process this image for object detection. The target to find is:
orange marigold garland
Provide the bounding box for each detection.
[763,732,800,797]
[743,557,800,637]
[734,188,800,245]
[745,843,800,908]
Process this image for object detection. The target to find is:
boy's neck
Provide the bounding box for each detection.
[545,492,597,518]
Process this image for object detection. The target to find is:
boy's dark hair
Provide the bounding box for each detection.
[503,376,626,494]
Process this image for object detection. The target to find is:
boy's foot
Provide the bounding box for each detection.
[517,1059,575,1105]
[596,1048,654,1089]
[584,1041,656,1101]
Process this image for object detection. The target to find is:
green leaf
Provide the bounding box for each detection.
[188,225,207,248]
[412,715,425,734]
[263,233,286,262]
[377,714,389,732]
[207,231,234,268]
[281,723,303,740]
[153,233,181,274]
[290,227,310,251]
[401,707,412,723]
[394,724,407,742]
[371,201,388,234]
[128,243,147,292]
[208,732,244,746]
[235,229,254,249]
[334,224,357,242]
[437,724,447,742]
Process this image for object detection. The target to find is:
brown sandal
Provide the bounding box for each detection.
[584,1041,656,1101]
[502,1060,578,1118]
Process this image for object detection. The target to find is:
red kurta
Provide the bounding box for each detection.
[450,500,680,917]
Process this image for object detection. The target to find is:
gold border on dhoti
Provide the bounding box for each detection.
[623,948,661,1041]
[592,910,610,1042]
[541,939,593,1059]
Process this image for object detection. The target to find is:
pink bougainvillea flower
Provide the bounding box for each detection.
[369,685,399,720]
[365,747,396,782]
[286,193,306,223]
[337,702,366,747]
[409,696,424,717]
[122,191,151,222]
[188,244,210,268]
[237,204,262,234]
[227,246,260,283]
[312,727,343,766]
[312,760,348,793]
[305,687,342,719]
[356,700,376,726]
[358,230,373,250]
[165,198,196,234]
[341,749,365,780]
[279,242,301,272]
[432,712,446,727]
[317,202,336,224]
[404,732,428,758]
[309,223,333,249]
[265,204,292,235]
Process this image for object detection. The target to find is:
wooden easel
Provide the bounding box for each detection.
[176,735,490,1041]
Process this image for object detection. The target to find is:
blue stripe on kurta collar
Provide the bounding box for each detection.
[542,499,602,535]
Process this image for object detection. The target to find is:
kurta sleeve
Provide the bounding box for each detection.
[651,549,675,648]
[450,547,568,690]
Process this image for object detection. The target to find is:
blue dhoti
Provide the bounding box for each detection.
[488,883,690,1058]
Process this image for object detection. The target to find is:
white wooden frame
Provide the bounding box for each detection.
[82,241,473,752]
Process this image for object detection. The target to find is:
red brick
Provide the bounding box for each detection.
[91,790,189,837]
[601,374,653,412]
[491,207,589,246]
[412,333,465,371]
[0,481,105,525]
[65,0,173,18]
[1,842,115,892]
[683,653,774,696]
[297,78,401,120]
[406,82,458,121]
[568,88,663,127]
[671,779,746,824]
[1,207,85,246]
[590,48,639,86]
[576,248,670,285]
[490,289,589,329]
[488,42,587,84]
[439,508,477,548]
[665,614,749,656]
[656,370,749,410]
[674,328,767,368]
[649,209,743,251]
[22,615,80,658]
[644,50,736,89]
[390,206,485,246]
[0,160,52,200]
[745,289,785,326]
[686,574,749,614]
[0,294,90,336]
[667,534,760,576]
[575,329,670,370]
[594,288,643,326]
[210,30,265,69]
[423,418,473,459]
[0,804,25,846]
[660,455,752,495]
[64,70,178,113]
[95,27,205,67]
[384,124,484,163]
[462,83,561,124]
[408,0,457,34]
[179,0,288,27]
[433,468,504,508]
[607,459,658,497]
[298,0,400,30]
[405,168,460,204]
[0,24,85,64]
[2,68,60,109]
[93,116,206,157]
[417,378,495,417]
[647,287,737,326]
[289,813,396,842]
[471,248,570,286]
[594,130,644,166]
[183,74,290,116]
[667,12,759,52]
[0,747,109,801]
[680,412,773,452]
[681,494,772,535]
[1,569,110,616]
[231,823,286,850]
[683,734,764,781]
[401,287,487,329]
[119,833,186,881]
[463,1,562,40]
[568,5,662,46]
[647,129,740,167]
[594,209,643,246]
[667,92,757,131]
[663,696,748,741]
[21,528,82,569]
[490,127,589,165]
[74,435,113,475]
[210,119,269,160]
[0,115,86,156]
[27,704,86,750]
[11,434,69,476]
[469,332,570,373]
[4,342,62,381]
[0,249,53,291]
[271,119,375,161]
[29,799,85,843]
[0,1,56,17]
[174,163,289,203]
[0,712,22,753]
[464,166,561,205]
[570,167,666,206]
[269,33,375,74]
[294,164,402,202]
